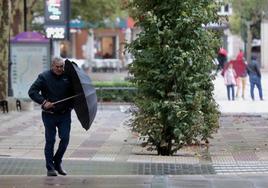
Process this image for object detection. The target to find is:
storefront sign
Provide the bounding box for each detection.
[45,25,66,39]
[44,0,70,39]
[45,0,65,22]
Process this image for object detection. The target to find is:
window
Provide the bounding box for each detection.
[94,36,116,59]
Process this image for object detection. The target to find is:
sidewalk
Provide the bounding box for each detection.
[214,71,268,113]
[1,105,268,175]
[1,72,268,187]
[1,174,268,188]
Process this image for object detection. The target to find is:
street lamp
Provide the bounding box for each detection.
[24,0,27,31]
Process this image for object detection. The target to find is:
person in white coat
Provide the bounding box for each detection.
[224,63,237,101]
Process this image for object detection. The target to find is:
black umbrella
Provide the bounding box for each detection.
[63,59,97,130]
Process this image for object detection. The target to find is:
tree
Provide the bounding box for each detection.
[30,0,127,31]
[0,0,38,99]
[0,0,9,99]
[72,0,126,24]
[127,0,221,155]
[229,0,268,62]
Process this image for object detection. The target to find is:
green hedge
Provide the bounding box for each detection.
[93,81,135,87]
[93,81,137,102]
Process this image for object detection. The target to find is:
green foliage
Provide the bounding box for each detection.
[229,13,241,35]
[229,0,268,39]
[127,0,220,155]
[96,89,136,102]
[93,81,134,87]
[228,0,268,62]
[230,0,268,21]
[93,81,136,102]
[29,0,128,32]
[71,0,128,27]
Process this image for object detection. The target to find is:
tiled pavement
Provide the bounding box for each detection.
[2,73,268,187]
[1,104,268,176]
[2,175,268,188]
[0,158,214,175]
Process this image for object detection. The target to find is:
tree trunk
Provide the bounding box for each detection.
[0,0,10,99]
[26,0,38,31]
[10,0,24,36]
[157,140,172,156]
[0,0,38,99]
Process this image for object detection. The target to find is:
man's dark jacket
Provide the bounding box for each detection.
[247,60,261,78]
[28,70,73,113]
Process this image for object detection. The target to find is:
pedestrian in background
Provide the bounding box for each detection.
[233,50,247,100]
[247,55,263,101]
[216,47,228,73]
[223,62,237,101]
[28,57,74,176]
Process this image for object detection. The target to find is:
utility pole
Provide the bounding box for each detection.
[8,25,13,97]
[7,0,13,97]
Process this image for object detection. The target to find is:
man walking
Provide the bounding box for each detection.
[247,55,263,101]
[28,57,73,176]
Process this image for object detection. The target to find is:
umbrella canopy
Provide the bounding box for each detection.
[64,59,97,130]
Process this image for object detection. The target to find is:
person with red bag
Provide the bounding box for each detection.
[216,48,228,72]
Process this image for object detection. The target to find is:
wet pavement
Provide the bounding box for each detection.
[1,175,268,188]
[1,107,268,176]
[1,72,268,187]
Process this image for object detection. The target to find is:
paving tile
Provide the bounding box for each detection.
[79,140,105,148]
[233,151,258,161]
[3,104,268,176]
[175,156,200,164]
[91,153,117,161]
[211,156,236,164]
[127,155,152,163]
[69,149,97,158]
[169,179,212,188]
[211,179,254,188]
[255,151,268,160]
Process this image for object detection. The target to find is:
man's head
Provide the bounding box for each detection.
[51,57,64,75]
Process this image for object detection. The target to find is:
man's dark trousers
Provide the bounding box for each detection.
[42,112,71,171]
[249,75,263,100]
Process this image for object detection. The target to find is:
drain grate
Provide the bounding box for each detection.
[0,158,215,175]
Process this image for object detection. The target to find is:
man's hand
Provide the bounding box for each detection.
[43,101,54,110]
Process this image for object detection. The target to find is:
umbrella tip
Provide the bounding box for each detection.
[65,59,71,63]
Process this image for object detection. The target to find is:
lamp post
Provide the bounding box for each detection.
[24,0,27,31]
[7,0,13,97]
[50,34,54,60]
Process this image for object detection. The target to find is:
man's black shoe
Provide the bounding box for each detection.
[47,170,57,176]
[55,165,67,176]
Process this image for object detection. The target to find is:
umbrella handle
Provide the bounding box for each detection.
[53,93,83,105]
